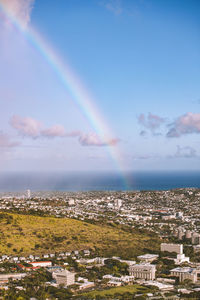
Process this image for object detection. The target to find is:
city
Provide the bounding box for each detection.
[0,188,200,299]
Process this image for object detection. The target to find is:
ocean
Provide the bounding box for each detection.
[0,171,199,192]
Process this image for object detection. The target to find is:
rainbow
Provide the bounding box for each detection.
[0,2,130,189]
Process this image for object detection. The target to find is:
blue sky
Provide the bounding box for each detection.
[0,0,200,173]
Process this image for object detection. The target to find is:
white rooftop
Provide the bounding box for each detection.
[138,254,158,259]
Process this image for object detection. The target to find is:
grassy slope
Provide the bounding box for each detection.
[0,212,160,257]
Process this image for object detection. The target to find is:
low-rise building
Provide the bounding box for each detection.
[170,267,197,283]
[0,273,27,284]
[30,261,52,268]
[79,281,95,290]
[129,264,156,280]
[192,233,200,245]
[53,269,75,286]
[143,281,174,291]
[137,254,158,263]
[193,245,200,253]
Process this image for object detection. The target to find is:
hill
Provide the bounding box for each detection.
[0,212,160,258]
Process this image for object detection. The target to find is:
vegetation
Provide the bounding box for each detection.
[0,212,160,258]
[77,284,155,299]
[0,269,73,299]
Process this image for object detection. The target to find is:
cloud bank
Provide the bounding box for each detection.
[10,115,119,147]
[0,0,34,27]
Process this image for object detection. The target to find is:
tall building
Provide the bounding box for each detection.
[161,243,183,255]
[27,189,31,199]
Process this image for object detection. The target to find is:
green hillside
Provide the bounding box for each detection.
[0,212,160,258]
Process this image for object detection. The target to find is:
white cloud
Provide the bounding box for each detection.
[41,125,81,138]
[79,133,119,146]
[10,115,42,138]
[10,115,119,147]
[101,0,122,15]
[167,112,200,137]
[138,113,165,135]
[41,125,67,138]
[0,0,35,27]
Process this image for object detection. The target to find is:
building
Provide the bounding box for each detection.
[193,245,200,253]
[27,189,31,198]
[174,254,190,265]
[192,233,200,245]
[114,199,122,209]
[30,261,52,268]
[137,254,158,263]
[79,281,95,290]
[0,273,27,284]
[176,212,183,219]
[103,274,135,285]
[129,264,156,280]
[170,267,197,283]
[118,259,136,266]
[185,230,192,239]
[53,269,75,286]
[161,243,183,255]
[68,199,75,206]
[178,228,185,240]
[143,281,174,291]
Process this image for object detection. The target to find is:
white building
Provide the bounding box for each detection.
[103,274,135,285]
[30,261,52,268]
[174,254,190,265]
[68,199,75,206]
[129,264,156,280]
[27,189,31,198]
[0,273,27,284]
[137,254,158,263]
[161,243,183,255]
[114,199,122,209]
[53,269,75,286]
[170,267,197,283]
[143,281,174,291]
